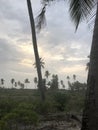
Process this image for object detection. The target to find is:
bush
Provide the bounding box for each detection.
[53,92,68,111]
[0,104,39,130]
[34,100,56,114]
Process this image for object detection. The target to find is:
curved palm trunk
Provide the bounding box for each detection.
[27,0,45,101]
[81,3,98,130]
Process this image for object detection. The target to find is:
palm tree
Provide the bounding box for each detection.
[14,82,17,88]
[45,70,50,79]
[60,80,65,88]
[66,76,70,81]
[33,57,45,69]
[0,78,4,88]
[24,78,30,89]
[34,77,38,89]
[26,0,45,101]
[73,74,76,81]
[45,70,50,85]
[68,1,98,129]
[39,0,97,129]
[11,78,15,88]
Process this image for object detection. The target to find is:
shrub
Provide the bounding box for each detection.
[34,100,56,114]
[53,92,68,111]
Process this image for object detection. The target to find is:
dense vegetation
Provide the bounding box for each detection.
[0,82,86,130]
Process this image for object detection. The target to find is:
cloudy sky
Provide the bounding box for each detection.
[0,0,93,88]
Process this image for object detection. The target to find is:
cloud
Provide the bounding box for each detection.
[0,0,93,88]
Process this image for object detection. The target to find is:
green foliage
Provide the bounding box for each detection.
[0,88,86,128]
[0,104,39,130]
[49,74,59,89]
[0,120,8,130]
[0,99,17,119]
[34,100,55,114]
[68,81,87,91]
[53,92,68,111]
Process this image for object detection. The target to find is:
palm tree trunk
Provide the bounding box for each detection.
[27,0,45,101]
[81,3,98,130]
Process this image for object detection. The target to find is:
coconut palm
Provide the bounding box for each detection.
[66,76,70,81]
[60,80,65,88]
[33,57,45,69]
[0,78,4,88]
[38,0,97,129]
[11,78,15,88]
[73,74,76,81]
[45,70,50,79]
[34,77,38,89]
[24,78,30,89]
[68,1,98,129]
[14,82,17,88]
[26,0,45,101]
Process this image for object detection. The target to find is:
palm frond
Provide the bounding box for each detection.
[35,5,46,32]
[69,0,95,30]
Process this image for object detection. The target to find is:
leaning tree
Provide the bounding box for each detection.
[26,0,45,101]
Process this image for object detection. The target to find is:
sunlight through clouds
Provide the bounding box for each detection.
[0,0,93,88]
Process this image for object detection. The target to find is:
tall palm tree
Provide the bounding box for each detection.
[39,0,97,129]
[26,0,45,101]
[69,1,98,129]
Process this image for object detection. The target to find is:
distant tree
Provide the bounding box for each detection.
[73,74,76,81]
[0,78,4,88]
[45,70,50,79]
[34,77,38,89]
[50,74,59,89]
[24,78,30,89]
[18,81,21,87]
[66,76,72,90]
[20,83,24,89]
[60,80,65,89]
[66,76,70,81]
[68,81,73,91]
[11,78,15,88]
[71,81,87,91]
[14,82,17,88]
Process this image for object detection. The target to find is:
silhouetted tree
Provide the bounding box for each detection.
[0,78,4,88]
[60,80,65,88]
[66,76,70,81]
[50,74,59,89]
[73,74,76,81]
[24,78,30,89]
[11,78,15,88]
[34,77,38,89]
[45,70,50,79]
[14,82,17,88]
[20,83,24,89]
[27,0,45,101]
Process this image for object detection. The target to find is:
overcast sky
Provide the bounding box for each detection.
[0,0,93,88]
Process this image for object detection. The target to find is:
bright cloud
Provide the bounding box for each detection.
[0,0,93,88]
